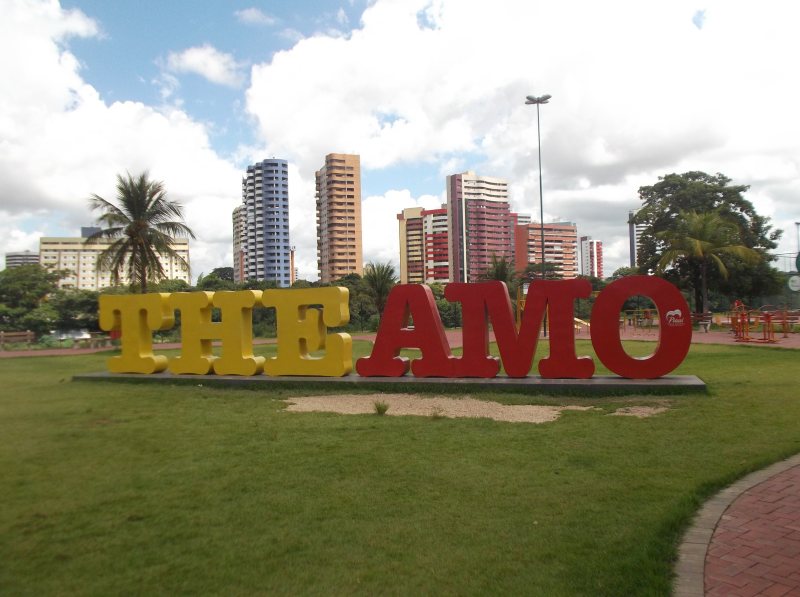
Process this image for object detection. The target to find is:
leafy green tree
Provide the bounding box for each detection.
[209,267,234,282]
[88,171,195,293]
[656,209,761,313]
[422,282,459,328]
[0,264,62,311]
[634,172,781,304]
[153,279,191,293]
[48,289,100,331]
[481,254,517,294]
[196,273,236,291]
[519,261,562,282]
[608,266,638,281]
[0,265,63,332]
[20,303,59,336]
[362,262,397,316]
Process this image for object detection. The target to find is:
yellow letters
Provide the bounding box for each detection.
[168,291,267,375]
[262,287,352,377]
[98,288,353,377]
[212,291,265,375]
[98,293,174,373]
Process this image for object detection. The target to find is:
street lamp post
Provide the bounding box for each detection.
[526,93,551,337]
[525,94,551,281]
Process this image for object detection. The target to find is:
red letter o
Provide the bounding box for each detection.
[591,276,691,379]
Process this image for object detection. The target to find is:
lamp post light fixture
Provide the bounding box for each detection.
[525,94,551,281]
[526,93,551,337]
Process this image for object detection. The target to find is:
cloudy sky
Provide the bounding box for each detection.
[2,0,799,281]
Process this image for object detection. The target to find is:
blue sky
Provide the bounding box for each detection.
[59,0,365,158]
[2,0,800,281]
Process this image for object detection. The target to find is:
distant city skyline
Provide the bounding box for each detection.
[2,1,799,282]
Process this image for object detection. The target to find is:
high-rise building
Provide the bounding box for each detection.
[235,159,292,287]
[447,171,514,283]
[398,207,424,284]
[514,221,579,279]
[316,153,362,283]
[39,230,190,290]
[628,209,647,268]
[580,236,604,278]
[232,204,246,284]
[4,250,39,269]
[398,205,450,284]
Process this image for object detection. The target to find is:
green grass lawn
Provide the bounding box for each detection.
[1,340,799,595]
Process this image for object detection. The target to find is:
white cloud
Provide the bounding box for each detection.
[234,7,277,27]
[244,0,800,277]
[0,1,241,279]
[362,189,442,269]
[3,0,800,286]
[166,44,244,88]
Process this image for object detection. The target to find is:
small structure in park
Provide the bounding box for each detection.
[730,301,798,344]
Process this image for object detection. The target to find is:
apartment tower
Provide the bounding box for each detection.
[232,204,246,284]
[4,250,39,268]
[447,171,514,283]
[39,230,190,290]
[579,236,604,278]
[316,153,362,283]
[397,205,450,284]
[628,209,647,268]
[514,221,579,279]
[235,159,292,287]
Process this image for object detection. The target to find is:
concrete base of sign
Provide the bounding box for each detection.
[73,372,707,395]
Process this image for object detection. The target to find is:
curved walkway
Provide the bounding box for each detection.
[674,454,800,596]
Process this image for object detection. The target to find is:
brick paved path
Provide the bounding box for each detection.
[704,465,800,596]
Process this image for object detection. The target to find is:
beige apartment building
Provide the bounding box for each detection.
[398,205,450,284]
[39,232,190,291]
[514,221,579,279]
[316,153,362,283]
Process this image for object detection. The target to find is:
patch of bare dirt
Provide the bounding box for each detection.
[609,406,669,418]
[283,394,594,424]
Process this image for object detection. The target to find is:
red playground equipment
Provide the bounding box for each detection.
[729,301,799,344]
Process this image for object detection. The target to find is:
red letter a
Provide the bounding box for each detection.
[356,284,455,377]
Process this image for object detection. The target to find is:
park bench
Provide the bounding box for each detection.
[72,333,113,349]
[691,312,712,332]
[0,330,35,350]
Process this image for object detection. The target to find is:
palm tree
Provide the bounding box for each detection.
[362,262,397,315]
[656,209,760,313]
[480,253,518,297]
[87,172,195,293]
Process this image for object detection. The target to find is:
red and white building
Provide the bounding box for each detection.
[398,206,450,284]
[580,236,604,279]
[447,171,515,283]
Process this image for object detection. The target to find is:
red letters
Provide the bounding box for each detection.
[446,280,593,378]
[356,284,456,377]
[358,277,691,379]
[529,279,595,379]
[591,275,691,378]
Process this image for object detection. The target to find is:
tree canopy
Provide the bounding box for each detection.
[362,262,397,316]
[634,171,782,309]
[0,265,63,333]
[88,172,195,293]
[656,209,761,313]
[480,254,517,294]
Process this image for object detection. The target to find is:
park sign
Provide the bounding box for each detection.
[98,275,691,380]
